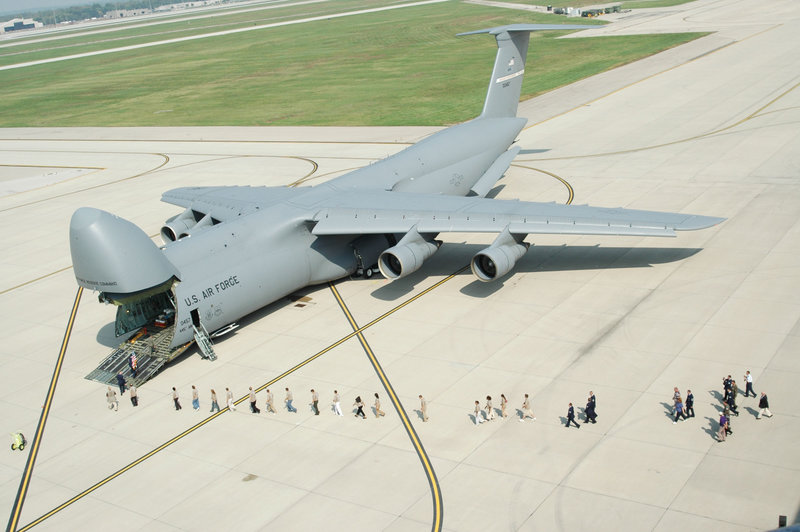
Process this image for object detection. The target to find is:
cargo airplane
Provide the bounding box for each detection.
[69,24,723,364]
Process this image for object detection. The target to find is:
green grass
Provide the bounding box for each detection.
[0,1,704,127]
[0,0,383,68]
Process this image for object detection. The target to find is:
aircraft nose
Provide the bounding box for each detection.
[69,207,179,294]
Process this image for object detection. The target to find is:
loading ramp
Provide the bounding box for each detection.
[85,324,193,387]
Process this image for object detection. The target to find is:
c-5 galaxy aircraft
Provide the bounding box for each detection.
[70,24,723,369]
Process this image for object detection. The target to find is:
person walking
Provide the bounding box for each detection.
[265,388,276,414]
[225,387,236,412]
[192,385,200,411]
[128,351,138,378]
[210,389,220,413]
[485,395,495,421]
[116,372,127,396]
[520,394,536,422]
[332,390,343,416]
[744,370,756,398]
[585,397,596,424]
[419,395,429,422]
[723,375,732,402]
[685,390,694,418]
[673,397,687,423]
[374,393,385,418]
[474,400,483,425]
[726,390,739,416]
[723,406,733,435]
[172,387,182,410]
[717,412,728,442]
[311,389,319,415]
[249,387,260,413]
[588,391,597,423]
[354,396,366,419]
[500,394,508,418]
[106,386,118,411]
[285,387,296,413]
[672,387,681,413]
[129,384,138,407]
[566,402,580,428]
[757,392,773,419]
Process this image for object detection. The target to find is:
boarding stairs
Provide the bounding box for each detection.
[193,323,217,361]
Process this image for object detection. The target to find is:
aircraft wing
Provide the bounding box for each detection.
[310,191,724,237]
[161,186,296,221]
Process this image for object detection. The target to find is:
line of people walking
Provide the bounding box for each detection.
[164,385,402,419]
[471,391,597,428]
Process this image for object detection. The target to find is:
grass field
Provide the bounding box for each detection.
[0,0,380,68]
[0,1,704,127]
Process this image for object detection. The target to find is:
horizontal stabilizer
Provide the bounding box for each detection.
[456,23,596,37]
[470,146,520,197]
[458,23,594,119]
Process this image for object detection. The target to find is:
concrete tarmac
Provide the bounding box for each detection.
[1,0,798,530]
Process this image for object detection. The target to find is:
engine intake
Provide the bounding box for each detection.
[470,228,529,282]
[161,210,214,243]
[378,227,441,280]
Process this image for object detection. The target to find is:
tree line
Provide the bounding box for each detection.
[11,0,213,24]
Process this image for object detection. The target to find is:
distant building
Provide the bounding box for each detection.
[106,9,152,19]
[1,18,44,33]
[154,0,222,12]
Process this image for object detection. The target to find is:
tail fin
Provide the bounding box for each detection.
[458,24,592,119]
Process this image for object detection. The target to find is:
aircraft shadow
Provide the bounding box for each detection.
[370,244,703,301]
[517,148,551,155]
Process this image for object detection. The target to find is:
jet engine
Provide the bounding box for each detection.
[378,227,441,280]
[161,209,214,243]
[470,228,529,282]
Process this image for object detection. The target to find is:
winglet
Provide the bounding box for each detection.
[458,24,593,119]
[675,215,726,231]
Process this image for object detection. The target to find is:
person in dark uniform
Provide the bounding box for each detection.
[116,372,127,396]
[566,403,580,428]
[722,375,732,402]
[685,390,694,418]
[586,391,597,423]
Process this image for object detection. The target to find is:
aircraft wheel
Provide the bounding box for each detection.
[365,268,373,278]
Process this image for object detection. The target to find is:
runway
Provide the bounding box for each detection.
[1,0,799,530]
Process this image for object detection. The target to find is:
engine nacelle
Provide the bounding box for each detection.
[378,227,441,280]
[161,210,213,243]
[470,228,529,282]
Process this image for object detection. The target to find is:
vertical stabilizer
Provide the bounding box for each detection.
[458,24,591,119]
